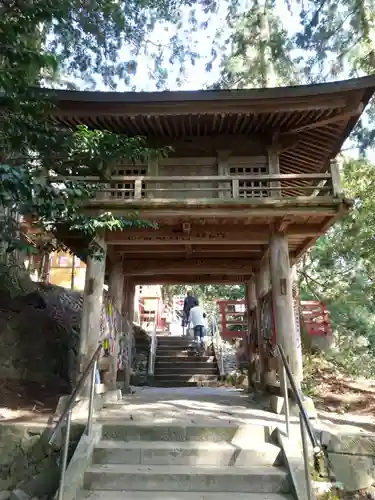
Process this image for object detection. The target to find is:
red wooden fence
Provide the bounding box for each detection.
[217,300,247,338]
[216,299,332,339]
[300,301,332,337]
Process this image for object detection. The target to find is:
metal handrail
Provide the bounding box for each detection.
[148,327,157,376]
[49,343,102,500]
[211,315,224,376]
[277,344,324,500]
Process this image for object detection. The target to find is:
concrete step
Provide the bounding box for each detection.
[79,491,293,500]
[154,374,218,382]
[93,440,282,466]
[154,366,218,374]
[157,336,192,342]
[157,342,194,347]
[151,380,221,388]
[84,464,290,493]
[155,356,214,362]
[101,422,270,443]
[156,349,199,356]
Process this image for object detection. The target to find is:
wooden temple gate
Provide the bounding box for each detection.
[43,75,375,394]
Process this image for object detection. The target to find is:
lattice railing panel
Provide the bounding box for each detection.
[110,165,147,199]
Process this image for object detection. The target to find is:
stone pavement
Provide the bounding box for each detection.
[98,386,290,428]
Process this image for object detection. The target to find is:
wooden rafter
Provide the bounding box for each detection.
[280,103,364,136]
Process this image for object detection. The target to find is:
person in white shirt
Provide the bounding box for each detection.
[189,301,205,347]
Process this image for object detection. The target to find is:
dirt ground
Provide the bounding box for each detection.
[304,356,375,416]
[0,378,69,422]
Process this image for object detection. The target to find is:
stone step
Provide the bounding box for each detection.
[157,341,194,346]
[151,380,221,388]
[156,351,214,361]
[155,356,214,362]
[79,491,293,500]
[101,422,269,443]
[157,339,194,345]
[84,464,290,493]
[157,346,195,351]
[93,440,282,466]
[154,374,218,382]
[157,335,191,341]
[154,366,218,374]
[155,364,217,371]
[156,346,199,357]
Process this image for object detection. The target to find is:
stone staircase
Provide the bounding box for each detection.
[153,335,219,387]
[77,420,294,500]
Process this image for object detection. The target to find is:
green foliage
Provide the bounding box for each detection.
[0,0,189,256]
[0,0,213,90]
[161,284,245,319]
[299,158,375,364]
[213,0,300,89]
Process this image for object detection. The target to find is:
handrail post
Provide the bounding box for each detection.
[281,363,290,437]
[300,413,314,500]
[148,327,157,377]
[57,408,72,500]
[86,358,97,436]
[277,344,319,449]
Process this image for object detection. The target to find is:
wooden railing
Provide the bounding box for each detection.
[51,165,342,202]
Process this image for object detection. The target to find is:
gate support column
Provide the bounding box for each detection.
[270,232,303,389]
[246,279,258,390]
[78,237,107,395]
[122,278,135,394]
[105,260,124,391]
[256,261,275,389]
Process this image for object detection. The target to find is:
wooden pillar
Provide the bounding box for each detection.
[104,260,124,391]
[246,279,259,389]
[122,277,135,393]
[148,156,159,198]
[78,237,107,395]
[217,150,231,199]
[291,264,303,381]
[270,232,302,389]
[256,261,275,388]
[268,145,281,197]
[330,157,343,197]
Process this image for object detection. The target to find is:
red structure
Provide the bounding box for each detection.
[300,301,332,337]
[218,298,332,341]
[138,296,165,331]
[217,300,247,339]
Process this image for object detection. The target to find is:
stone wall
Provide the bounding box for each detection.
[221,342,239,374]
[0,421,84,498]
[0,279,83,389]
[0,264,127,391]
[212,339,239,376]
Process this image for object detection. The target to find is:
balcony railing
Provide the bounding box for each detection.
[52,164,343,203]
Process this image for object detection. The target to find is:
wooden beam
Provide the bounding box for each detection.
[87,201,345,220]
[132,274,252,285]
[107,224,328,246]
[123,258,256,276]
[115,248,263,256]
[291,210,346,261]
[55,95,348,118]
